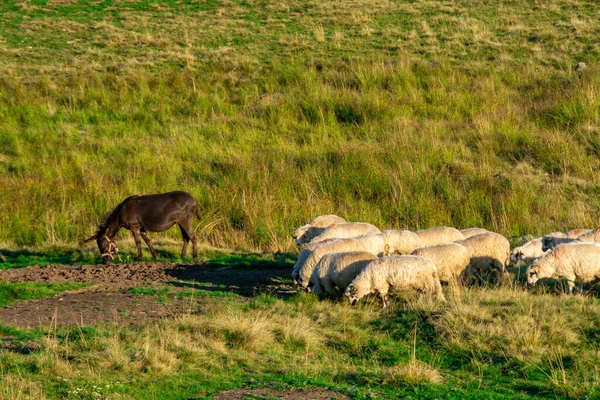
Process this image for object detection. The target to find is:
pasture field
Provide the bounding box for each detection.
[1,0,600,399]
[1,245,600,400]
[0,0,599,249]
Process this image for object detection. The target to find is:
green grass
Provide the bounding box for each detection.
[0,281,90,308]
[0,0,599,251]
[1,1,600,398]
[1,285,600,399]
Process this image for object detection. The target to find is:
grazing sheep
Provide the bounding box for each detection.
[510,238,549,265]
[410,243,471,282]
[292,214,346,245]
[460,228,489,238]
[527,242,600,294]
[295,234,386,288]
[344,255,445,308]
[541,232,575,252]
[308,251,377,297]
[381,230,425,255]
[576,227,600,243]
[291,238,337,281]
[566,228,592,238]
[455,232,510,284]
[415,227,464,246]
[310,222,381,244]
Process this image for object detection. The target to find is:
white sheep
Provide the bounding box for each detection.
[455,232,510,284]
[308,251,377,297]
[415,226,464,246]
[291,238,337,282]
[295,234,386,288]
[527,242,600,294]
[541,232,574,251]
[310,222,381,244]
[410,243,471,283]
[292,214,346,245]
[510,238,549,265]
[576,227,600,243]
[344,255,445,308]
[381,230,425,255]
[460,228,489,238]
[566,228,592,238]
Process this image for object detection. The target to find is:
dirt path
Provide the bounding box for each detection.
[0,261,295,328]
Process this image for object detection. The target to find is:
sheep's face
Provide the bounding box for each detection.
[541,237,553,252]
[527,266,539,285]
[344,284,367,305]
[511,250,524,264]
[293,225,309,245]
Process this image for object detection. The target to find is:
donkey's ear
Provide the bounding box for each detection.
[83,234,97,243]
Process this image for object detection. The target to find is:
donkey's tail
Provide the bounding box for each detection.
[195,198,202,220]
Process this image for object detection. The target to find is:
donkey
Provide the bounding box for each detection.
[84,191,201,264]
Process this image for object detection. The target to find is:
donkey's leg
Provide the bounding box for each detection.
[177,224,191,258]
[140,230,157,259]
[130,227,144,260]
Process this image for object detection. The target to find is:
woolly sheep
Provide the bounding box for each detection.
[527,242,600,294]
[295,234,386,288]
[541,232,574,252]
[410,243,471,282]
[510,238,549,265]
[292,214,346,245]
[308,251,377,297]
[455,232,510,284]
[381,230,425,255]
[344,255,445,308]
[310,222,381,244]
[566,228,593,238]
[415,227,464,247]
[576,227,600,243]
[460,228,489,238]
[291,238,337,282]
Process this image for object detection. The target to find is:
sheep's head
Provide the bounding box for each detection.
[541,237,553,252]
[526,265,539,285]
[527,257,554,285]
[344,283,368,306]
[292,225,310,246]
[510,250,524,265]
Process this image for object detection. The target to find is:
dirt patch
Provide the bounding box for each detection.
[0,291,203,328]
[214,387,351,400]
[0,262,296,327]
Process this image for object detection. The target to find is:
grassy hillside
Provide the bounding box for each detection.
[0,0,599,251]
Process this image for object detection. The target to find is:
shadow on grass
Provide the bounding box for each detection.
[164,252,297,298]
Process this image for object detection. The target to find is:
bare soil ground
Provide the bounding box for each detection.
[0,262,295,328]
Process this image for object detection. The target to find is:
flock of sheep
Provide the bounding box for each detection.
[290,215,600,307]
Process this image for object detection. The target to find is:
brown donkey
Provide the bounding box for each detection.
[84,191,201,263]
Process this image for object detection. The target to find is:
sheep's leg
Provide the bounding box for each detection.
[474,269,485,285]
[567,280,575,295]
[377,290,390,308]
[495,262,505,284]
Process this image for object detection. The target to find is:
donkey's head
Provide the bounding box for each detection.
[84,234,119,264]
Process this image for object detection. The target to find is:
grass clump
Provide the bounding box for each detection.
[0,282,90,308]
